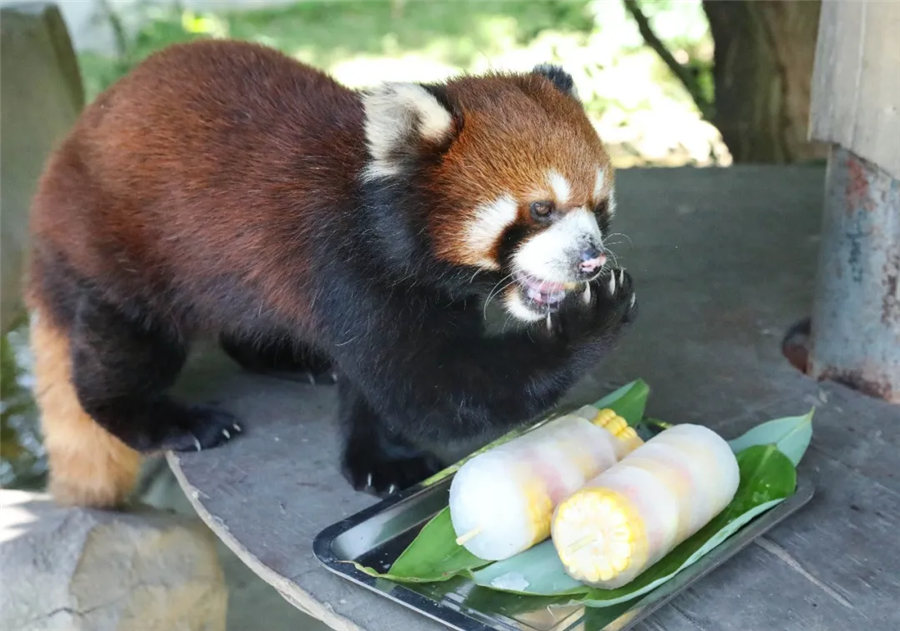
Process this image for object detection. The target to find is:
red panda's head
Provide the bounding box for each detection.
[360,64,616,322]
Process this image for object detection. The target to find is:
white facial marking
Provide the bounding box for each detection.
[361,82,453,181]
[608,187,617,217]
[547,170,571,206]
[513,208,603,283]
[593,168,605,201]
[465,194,519,270]
[504,290,545,322]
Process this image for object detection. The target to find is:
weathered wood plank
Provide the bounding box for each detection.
[169,166,900,630]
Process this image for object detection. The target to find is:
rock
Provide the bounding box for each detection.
[0,489,228,631]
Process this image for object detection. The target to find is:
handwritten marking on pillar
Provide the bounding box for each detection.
[884,250,900,327]
[846,154,874,214]
[844,223,866,284]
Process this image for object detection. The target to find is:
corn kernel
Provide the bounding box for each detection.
[604,416,627,435]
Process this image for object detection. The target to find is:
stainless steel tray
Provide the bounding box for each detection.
[313,430,815,631]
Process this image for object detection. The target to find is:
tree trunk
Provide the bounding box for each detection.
[702,0,828,163]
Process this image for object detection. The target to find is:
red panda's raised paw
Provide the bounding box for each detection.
[546,267,637,341]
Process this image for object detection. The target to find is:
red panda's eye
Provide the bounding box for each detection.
[530,201,554,220]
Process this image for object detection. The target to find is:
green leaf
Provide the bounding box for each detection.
[460,584,581,618]
[592,378,650,427]
[387,507,492,582]
[581,600,639,628]
[728,407,814,466]
[469,540,589,596]
[468,445,796,605]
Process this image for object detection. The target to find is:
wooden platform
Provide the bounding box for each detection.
[166,166,900,631]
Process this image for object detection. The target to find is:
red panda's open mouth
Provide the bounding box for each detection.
[513,272,573,306]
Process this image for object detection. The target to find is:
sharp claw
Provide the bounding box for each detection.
[330,372,338,383]
[546,313,553,331]
[618,269,625,285]
[388,484,397,495]
[608,272,617,295]
[232,423,242,433]
[193,437,202,452]
[307,373,316,385]
[366,473,373,488]
[582,283,591,304]
[630,293,636,308]
[223,428,231,440]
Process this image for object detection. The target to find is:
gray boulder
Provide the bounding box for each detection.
[0,489,228,631]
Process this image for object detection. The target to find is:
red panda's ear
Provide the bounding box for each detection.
[361,82,456,180]
[532,64,580,101]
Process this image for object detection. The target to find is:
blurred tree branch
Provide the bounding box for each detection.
[623,0,714,120]
[96,0,130,64]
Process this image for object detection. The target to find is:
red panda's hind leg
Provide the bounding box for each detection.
[219,332,338,385]
[30,313,142,508]
[68,293,243,454]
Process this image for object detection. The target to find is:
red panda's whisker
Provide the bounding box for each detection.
[483,274,516,319]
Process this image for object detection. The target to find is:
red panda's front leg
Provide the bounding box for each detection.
[334,268,637,496]
[338,377,445,497]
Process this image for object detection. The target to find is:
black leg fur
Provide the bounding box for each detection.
[338,376,443,497]
[70,294,242,453]
[220,333,337,384]
[326,267,638,448]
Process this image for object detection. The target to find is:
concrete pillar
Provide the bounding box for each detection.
[808,147,900,402]
[807,0,900,403]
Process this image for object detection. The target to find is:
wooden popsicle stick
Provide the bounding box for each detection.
[455,527,481,546]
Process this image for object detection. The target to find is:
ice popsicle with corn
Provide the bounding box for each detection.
[449,408,644,561]
[550,424,740,588]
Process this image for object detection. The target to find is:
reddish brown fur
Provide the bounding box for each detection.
[29,40,366,335]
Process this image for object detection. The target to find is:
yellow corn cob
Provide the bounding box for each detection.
[551,424,740,589]
[553,487,649,584]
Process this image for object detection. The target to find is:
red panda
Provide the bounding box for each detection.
[25,39,637,507]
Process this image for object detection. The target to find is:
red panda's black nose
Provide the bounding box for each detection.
[579,247,606,273]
